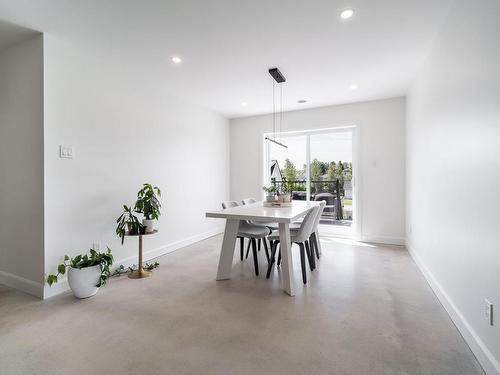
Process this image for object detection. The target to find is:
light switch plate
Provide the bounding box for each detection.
[485,299,494,326]
[59,145,73,159]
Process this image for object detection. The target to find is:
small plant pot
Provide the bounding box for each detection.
[280,194,291,203]
[127,223,138,235]
[266,194,276,202]
[143,219,155,233]
[139,226,147,234]
[67,265,101,299]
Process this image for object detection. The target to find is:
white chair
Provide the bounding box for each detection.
[221,201,269,275]
[241,197,271,260]
[266,205,320,284]
[290,200,325,270]
[249,198,300,249]
[241,197,257,205]
[308,200,326,262]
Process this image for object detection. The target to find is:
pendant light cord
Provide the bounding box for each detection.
[280,83,283,143]
[266,67,287,148]
[272,79,276,139]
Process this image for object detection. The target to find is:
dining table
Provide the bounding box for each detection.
[205,200,321,296]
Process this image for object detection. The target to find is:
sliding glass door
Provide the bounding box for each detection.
[264,127,356,235]
[309,130,353,234]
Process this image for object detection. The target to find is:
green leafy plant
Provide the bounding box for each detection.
[135,183,161,220]
[116,205,144,244]
[280,182,292,195]
[293,184,307,192]
[262,185,277,194]
[111,261,160,277]
[46,247,114,287]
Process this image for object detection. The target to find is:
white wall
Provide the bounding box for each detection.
[0,35,44,297]
[42,35,230,298]
[230,97,406,244]
[406,0,500,373]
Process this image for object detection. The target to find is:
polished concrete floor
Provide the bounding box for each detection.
[0,235,484,375]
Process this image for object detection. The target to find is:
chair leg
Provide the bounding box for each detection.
[245,240,251,259]
[258,238,261,251]
[266,241,279,278]
[277,244,281,266]
[309,234,315,258]
[262,238,270,263]
[299,243,307,284]
[312,232,320,259]
[305,240,315,271]
[315,230,322,258]
[240,237,244,261]
[251,238,259,276]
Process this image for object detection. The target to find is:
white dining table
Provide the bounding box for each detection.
[205,200,321,296]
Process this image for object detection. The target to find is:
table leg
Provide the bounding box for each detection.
[279,222,295,296]
[216,219,239,280]
[129,235,152,279]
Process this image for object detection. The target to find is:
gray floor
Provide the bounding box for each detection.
[0,235,484,375]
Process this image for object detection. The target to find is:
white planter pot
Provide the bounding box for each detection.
[143,219,155,233]
[279,194,291,203]
[67,265,101,299]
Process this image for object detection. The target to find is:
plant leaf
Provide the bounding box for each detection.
[57,264,66,274]
[46,274,58,286]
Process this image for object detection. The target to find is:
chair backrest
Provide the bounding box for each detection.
[293,205,320,243]
[222,201,239,209]
[311,201,326,230]
[242,198,257,205]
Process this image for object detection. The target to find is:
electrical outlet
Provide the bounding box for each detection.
[485,299,494,326]
[59,145,74,159]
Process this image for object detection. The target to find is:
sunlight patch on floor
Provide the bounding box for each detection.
[320,236,377,248]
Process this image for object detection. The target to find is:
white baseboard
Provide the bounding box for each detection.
[0,270,43,298]
[43,277,70,299]
[43,227,224,299]
[116,227,224,269]
[407,242,500,375]
[359,234,405,246]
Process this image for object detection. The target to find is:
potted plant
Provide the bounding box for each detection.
[116,205,145,244]
[262,185,277,202]
[46,247,114,299]
[134,183,161,233]
[279,182,292,203]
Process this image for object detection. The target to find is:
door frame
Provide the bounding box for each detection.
[262,125,361,238]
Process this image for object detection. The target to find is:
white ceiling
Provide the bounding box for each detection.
[0,0,452,118]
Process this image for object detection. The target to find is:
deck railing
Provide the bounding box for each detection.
[270,179,350,221]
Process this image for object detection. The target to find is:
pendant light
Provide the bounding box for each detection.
[265,67,288,148]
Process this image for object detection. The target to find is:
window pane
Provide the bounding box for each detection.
[310,131,353,227]
[267,135,307,198]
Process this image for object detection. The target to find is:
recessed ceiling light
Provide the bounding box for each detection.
[349,84,358,90]
[172,56,182,64]
[297,99,308,104]
[241,102,247,107]
[340,9,354,19]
